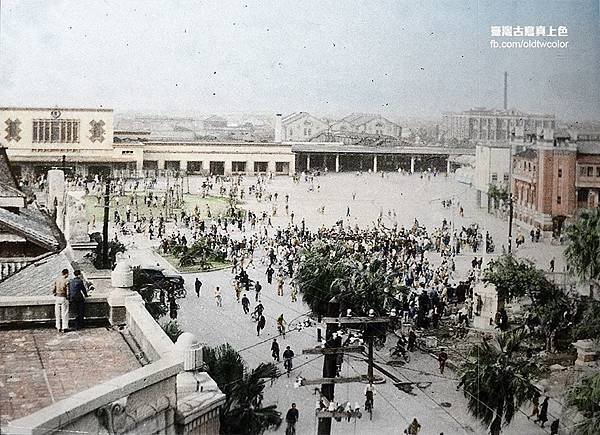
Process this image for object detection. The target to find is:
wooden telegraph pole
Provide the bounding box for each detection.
[101,179,110,268]
[300,299,389,435]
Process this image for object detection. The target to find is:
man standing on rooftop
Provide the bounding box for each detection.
[52,269,70,332]
[69,270,89,330]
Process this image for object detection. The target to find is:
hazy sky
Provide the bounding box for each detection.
[0,0,598,120]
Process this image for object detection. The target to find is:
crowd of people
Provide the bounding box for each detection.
[51,168,554,434]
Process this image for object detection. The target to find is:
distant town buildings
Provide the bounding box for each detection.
[443,108,555,142]
[279,112,402,142]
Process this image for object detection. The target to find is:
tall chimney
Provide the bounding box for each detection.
[274,113,283,143]
[503,71,508,110]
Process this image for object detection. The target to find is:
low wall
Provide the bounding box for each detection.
[5,356,182,435]
[125,296,175,362]
[0,295,108,327]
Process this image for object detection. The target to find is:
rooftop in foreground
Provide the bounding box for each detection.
[0,327,141,426]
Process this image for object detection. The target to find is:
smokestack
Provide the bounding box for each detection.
[503,72,508,110]
[274,113,283,143]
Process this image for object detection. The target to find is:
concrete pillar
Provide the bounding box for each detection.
[247,161,255,175]
[157,160,165,170]
[180,160,188,172]
[447,158,451,173]
[274,114,283,143]
[373,155,378,172]
[224,161,232,175]
[306,154,311,171]
[108,260,140,326]
[288,158,296,175]
[335,154,340,173]
[410,156,415,174]
[267,160,276,174]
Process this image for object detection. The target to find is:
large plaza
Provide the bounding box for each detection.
[114,172,565,435]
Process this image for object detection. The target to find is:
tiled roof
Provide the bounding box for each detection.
[514,148,537,159]
[0,207,63,251]
[0,182,25,198]
[0,147,21,191]
[577,142,600,155]
[0,250,72,297]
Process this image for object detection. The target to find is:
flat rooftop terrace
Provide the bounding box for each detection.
[0,327,141,426]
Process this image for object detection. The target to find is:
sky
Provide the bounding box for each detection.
[0,0,598,121]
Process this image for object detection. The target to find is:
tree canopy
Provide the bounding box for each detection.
[565,208,600,282]
[459,331,539,435]
[203,344,282,434]
[482,254,553,303]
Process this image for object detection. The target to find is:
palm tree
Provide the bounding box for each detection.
[567,372,600,435]
[204,344,282,434]
[565,208,600,283]
[459,331,539,435]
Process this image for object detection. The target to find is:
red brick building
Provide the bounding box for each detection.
[512,129,600,233]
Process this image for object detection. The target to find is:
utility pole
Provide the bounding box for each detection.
[101,180,110,268]
[318,297,340,435]
[299,303,389,435]
[508,193,514,253]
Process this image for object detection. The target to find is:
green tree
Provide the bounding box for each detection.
[483,254,552,303]
[296,242,407,317]
[565,208,600,282]
[572,298,600,342]
[162,320,183,343]
[204,344,282,435]
[567,372,600,435]
[459,331,539,435]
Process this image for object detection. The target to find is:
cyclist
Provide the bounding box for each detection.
[283,346,294,376]
[277,313,287,338]
[285,403,299,435]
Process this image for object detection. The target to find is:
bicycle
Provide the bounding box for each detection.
[284,358,293,377]
[285,422,296,435]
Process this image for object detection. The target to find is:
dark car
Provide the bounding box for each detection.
[136,266,185,290]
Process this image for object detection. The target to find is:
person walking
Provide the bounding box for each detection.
[256,314,266,336]
[550,258,555,272]
[277,276,284,296]
[68,270,89,330]
[285,403,299,435]
[438,348,448,374]
[214,286,223,307]
[405,417,421,434]
[535,397,549,427]
[528,394,540,420]
[550,418,559,435]
[266,265,274,285]
[271,338,280,362]
[52,269,70,332]
[254,280,262,301]
[241,293,250,314]
[195,278,202,297]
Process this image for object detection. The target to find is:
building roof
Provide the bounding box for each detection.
[0,250,72,296]
[0,206,63,251]
[514,148,538,159]
[281,112,310,124]
[0,327,140,425]
[577,142,600,155]
[0,147,21,191]
[204,115,227,123]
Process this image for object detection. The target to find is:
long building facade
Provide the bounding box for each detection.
[443,108,555,142]
[1,107,296,178]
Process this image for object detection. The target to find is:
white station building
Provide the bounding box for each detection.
[1,107,296,178]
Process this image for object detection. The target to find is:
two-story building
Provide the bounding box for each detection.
[511,129,600,234]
